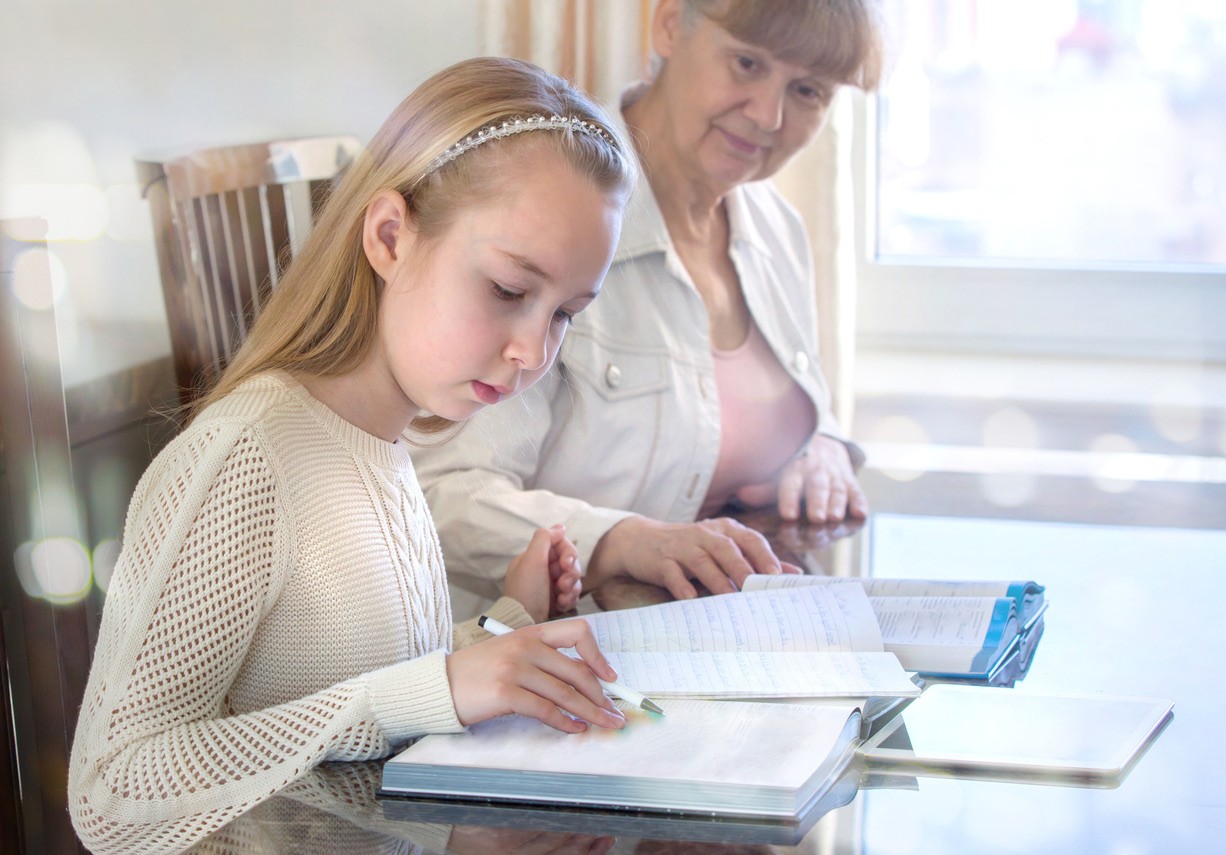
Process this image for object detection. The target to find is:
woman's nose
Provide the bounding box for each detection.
[744,80,785,133]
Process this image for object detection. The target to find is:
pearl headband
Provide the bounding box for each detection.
[426,114,618,175]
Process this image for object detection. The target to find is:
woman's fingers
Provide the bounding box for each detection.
[715,519,783,576]
[593,517,792,598]
[777,460,807,521]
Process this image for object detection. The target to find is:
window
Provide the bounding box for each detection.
[856,0,1226,360]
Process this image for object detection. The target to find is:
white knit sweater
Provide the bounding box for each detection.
[68,372,531,854]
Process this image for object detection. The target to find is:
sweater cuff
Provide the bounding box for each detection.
[453,596,534,649]
[484,596,534,629]
[364,650,463,743]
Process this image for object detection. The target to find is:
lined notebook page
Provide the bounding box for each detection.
[602,651,920,698]
[576,582,883,654]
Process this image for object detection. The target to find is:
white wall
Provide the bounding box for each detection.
[0,0,483,385]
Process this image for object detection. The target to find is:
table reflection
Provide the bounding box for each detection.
[192,758,853,854]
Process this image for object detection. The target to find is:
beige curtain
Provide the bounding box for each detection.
[776,91,859,431]
[480,0,858,430]
[480,0,653,104]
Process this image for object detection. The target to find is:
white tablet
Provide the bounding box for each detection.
[857,685,1173,786]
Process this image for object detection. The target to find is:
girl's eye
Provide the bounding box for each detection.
[553,307,574,325]
[736,54,759,73]
[492,283,523,302]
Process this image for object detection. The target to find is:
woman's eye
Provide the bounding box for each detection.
[553,307,574,325]
[793,79,832,105]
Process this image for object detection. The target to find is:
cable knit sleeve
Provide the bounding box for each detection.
[68,422,460,855]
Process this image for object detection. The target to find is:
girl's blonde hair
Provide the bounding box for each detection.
[681,0,884,91]
[191,56,635,432]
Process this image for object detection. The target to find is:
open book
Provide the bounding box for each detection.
[581,579,1025,680]
[741,574,1047,629]
[380,699,862,820]
[382,758,864,845]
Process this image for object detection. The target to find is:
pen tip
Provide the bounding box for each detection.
[643,699,665,715]
[477,615,487,628]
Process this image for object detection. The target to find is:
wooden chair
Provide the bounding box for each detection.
[135,136,360,403]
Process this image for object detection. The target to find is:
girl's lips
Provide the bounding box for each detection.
[471,380,503,405]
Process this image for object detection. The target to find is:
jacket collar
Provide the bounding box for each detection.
[612,83,774,265]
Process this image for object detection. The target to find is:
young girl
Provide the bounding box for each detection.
[68,56,636,854]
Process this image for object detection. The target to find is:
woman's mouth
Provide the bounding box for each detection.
[718,127,764,156]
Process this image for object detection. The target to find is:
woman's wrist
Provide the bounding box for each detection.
[586,517,642,589]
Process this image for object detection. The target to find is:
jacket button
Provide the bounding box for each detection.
[793,350,810,374]
[605,363,622,388]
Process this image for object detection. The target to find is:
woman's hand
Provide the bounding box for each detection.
[736,434,868,524]
[504,525,583,622]
[586,516,796,601]
[446,620,625,734]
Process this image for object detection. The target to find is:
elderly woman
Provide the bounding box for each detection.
[413,0,883,619]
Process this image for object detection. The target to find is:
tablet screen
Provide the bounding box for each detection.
[859,685,1173,782]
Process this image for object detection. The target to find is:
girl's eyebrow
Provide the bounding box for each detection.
[498,249,553,283]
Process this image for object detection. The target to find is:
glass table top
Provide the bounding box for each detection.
[189,513,1225,853]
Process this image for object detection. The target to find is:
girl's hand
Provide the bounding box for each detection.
[547,526,582,616]
[446,620,625,734]
[504,525,582,622]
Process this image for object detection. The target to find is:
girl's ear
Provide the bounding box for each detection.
[362,190,414,281]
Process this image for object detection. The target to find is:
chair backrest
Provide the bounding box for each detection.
[136,136,360,403]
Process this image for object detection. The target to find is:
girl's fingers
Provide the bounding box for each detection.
[532,620,618,683]
[514,664,625,731]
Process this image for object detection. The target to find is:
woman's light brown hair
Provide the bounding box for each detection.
[683,0,884,91]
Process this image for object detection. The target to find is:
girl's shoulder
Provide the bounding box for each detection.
[194,371,301,427]
[134,373,302,503]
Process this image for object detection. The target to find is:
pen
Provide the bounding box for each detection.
[477,614,665,715]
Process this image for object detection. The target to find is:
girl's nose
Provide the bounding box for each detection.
[505,319,550,371]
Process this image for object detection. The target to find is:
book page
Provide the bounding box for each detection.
[872,596,1007,647]
[387,699,859,791]
[743,574,1015,599]
[576,583,884,654]
[741,575,1045,625]
[602,651,921,699]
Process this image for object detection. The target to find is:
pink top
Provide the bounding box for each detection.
[699,321,816,518]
